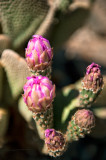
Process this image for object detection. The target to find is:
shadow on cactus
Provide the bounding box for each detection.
[22,35,104,157]
[53,88,79,131]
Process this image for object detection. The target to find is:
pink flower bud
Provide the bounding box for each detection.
[45,129,66,157]
[74,109,95,130]
[23,75,55,113]
[25,35,53,71]
[82,62,104,93]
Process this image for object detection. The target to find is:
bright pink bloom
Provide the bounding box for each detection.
[23,75,55,113]
[25,35,53,71]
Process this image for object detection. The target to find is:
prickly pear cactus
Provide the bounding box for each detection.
[0,0,49,49]
[0,0,90,53]
[0,1,106,159]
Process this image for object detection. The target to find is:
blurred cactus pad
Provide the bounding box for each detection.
[0,0,106,159]
[0,0,49,49]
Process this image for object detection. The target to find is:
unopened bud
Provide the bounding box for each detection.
[74,109,95,130]
[82,62,103,93]
[25,35,53,71]
[23,75,55,113]
[45,129,66,157]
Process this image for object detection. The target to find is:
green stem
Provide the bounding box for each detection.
[33,106,53,139]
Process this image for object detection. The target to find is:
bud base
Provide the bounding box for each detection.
[31,65,52,79]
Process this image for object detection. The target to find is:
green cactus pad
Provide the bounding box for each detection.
[1,49,31,100]
[0,0,49,49]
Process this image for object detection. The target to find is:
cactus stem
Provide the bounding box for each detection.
[33,105,53,139]
[31,65,52,79]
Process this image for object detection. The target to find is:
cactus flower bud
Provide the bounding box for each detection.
[82,62,103,93]
[74,109,95,130]
[45,129,66,157]
[23,75,55,113]
[25,35,53,71]
[66,109,95,142]
[79,62,104,107]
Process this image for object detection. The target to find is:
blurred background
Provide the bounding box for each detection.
[0,0,106,159]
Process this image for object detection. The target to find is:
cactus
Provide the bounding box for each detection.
[23,75,55,139]
[33,106,53,139]
[79,62,104,107]
[0,0,49,49]
[25,35,53,77]
[0,32,104,157]
[21,35,104,157]
[45,129,67,157]
[66,109,95,142]
[23,36,56,139]
[0,1,105,158]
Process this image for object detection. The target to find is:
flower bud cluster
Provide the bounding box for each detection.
[23,35,102,157]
